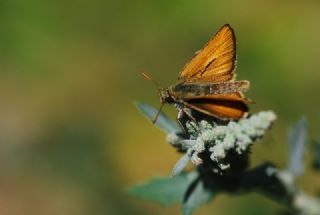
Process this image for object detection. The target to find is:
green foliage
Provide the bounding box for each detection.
[132,102,320,214]
[181,179,216,215]
[311,140,320,171]
[128,170,217,215]
[128,171,198,206]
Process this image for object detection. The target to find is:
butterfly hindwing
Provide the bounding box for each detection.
[184,93,248,119]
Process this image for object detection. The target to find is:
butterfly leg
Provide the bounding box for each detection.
[182,108,197,123]
[176,108,188,134]
[177,101,197,123]
[176,103,198,136]
[175,102,194,134]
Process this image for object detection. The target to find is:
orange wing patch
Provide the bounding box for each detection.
[178,24,236,83]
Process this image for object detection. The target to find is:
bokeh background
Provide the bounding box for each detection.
[0,0,320,214]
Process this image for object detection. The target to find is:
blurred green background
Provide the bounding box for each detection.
[0,0,320,214]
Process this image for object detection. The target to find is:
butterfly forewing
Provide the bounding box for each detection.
[178,24,236,83]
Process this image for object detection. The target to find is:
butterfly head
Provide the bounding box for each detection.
[141,72,171,123]
[151,88,174,123]
[159,88,174,104]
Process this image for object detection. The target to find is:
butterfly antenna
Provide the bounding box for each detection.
[152,102,165,124]
[141,72,162,89]
[141,72,165,123]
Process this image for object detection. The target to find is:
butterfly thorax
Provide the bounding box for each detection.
[171,81,249,98]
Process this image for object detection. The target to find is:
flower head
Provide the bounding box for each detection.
[168,111,277,173]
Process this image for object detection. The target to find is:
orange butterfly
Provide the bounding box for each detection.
[143,24,253,124]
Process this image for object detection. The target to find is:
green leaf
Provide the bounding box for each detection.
[127,171,198,206]
[287,117,307,177]
[182,179,216,215]
[134,102,181,133]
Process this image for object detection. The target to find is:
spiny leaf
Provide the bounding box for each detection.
[288,117,307,177]
[128,171,198,206]
[134,102,181,133]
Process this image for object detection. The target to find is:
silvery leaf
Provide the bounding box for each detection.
[172,154,190,177]
[135,102,181,133]
[288,117,307,177]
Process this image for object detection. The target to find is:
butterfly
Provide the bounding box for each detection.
[143,24,253,124]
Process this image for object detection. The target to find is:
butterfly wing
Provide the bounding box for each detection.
[184,93,248,119]
[175,24,252,119]
[178,24,236,83]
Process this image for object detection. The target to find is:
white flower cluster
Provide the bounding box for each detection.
[167,111,277,172]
